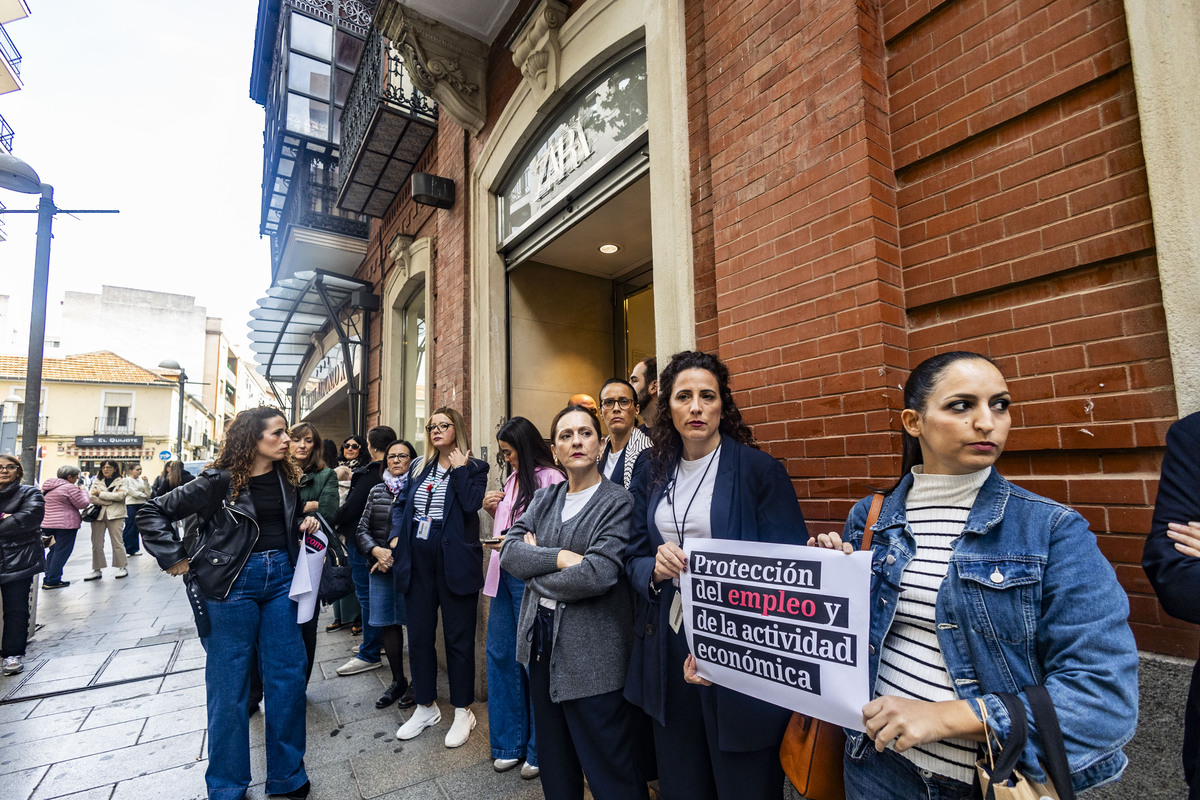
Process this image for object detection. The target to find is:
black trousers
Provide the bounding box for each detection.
[406,520,477,707]
[0,577,32,657]
[529,607,649,800]
[652,615,783,800]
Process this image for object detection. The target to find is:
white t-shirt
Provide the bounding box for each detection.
[601,446,624,481]
[653,445,720,544]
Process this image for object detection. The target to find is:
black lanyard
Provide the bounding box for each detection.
[669,446,718,545]
[421,465,449,518]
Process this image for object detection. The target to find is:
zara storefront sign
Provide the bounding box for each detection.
[499,49,647,245]
[75,435,144,447]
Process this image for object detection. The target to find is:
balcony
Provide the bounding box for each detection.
[14,415,46,436]
[336,28,437,218]
[0,111,12,152]
[270,148,369,284]
[94,417,136,435]
[0,22,22,95]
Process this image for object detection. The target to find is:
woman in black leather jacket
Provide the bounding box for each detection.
[139,407,318,800]
[0,455,45,676]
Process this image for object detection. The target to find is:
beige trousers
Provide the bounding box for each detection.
[90,518,128,570]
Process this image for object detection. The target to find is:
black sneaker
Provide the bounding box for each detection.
[42,580,70,589]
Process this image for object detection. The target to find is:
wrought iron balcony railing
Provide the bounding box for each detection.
[0,112,13,153]
[0,24,21,76]
[270,148,369,275]
[337,28,437,217]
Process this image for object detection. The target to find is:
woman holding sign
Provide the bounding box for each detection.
[813,351,1138,798]
[501,404,646,800]
[624,350,808,800]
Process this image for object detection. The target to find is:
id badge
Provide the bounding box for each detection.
[416,519,431,540]
[669,592,683,634]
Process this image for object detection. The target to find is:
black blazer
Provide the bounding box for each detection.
[393,456,489,596]
[1143,411,1200,793]
[623,434,808,752]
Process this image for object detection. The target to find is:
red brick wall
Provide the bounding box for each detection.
[689,0,1181,653]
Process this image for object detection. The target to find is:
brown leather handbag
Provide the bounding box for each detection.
[780,492,884,800]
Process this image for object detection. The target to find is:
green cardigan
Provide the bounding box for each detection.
[299,467,339,522]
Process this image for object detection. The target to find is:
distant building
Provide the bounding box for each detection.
[0,351,206,483]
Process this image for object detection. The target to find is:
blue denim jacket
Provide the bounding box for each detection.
[841,468,1138,793]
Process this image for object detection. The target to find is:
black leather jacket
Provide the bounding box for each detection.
[138,466,300,599]
[0,483,46,584]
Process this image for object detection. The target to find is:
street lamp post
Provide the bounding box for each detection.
[158,360,187,461]
[0,152,118,484]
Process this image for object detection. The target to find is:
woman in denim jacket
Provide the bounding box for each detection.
[814,351,1138,798]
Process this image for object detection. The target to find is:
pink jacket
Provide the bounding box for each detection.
[40,478,89,530]
[493,466,566,533]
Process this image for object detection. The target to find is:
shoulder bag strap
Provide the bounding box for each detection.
[987,692,1030,793]
[860,492,885,550]
[1025,685,1076,800]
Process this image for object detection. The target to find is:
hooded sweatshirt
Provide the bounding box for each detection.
[40,477,90,530]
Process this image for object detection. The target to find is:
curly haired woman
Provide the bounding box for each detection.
[139,407,319,800]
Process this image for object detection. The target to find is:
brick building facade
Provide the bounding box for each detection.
[252,0,1198,660]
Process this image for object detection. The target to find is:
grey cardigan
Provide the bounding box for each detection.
[500,477,634,703]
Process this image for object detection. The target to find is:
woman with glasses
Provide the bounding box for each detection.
[598,379,652,490]
[0,455,46,676]
[355,439,419,710]
[482,416,564,778]
[393,407,489,748]
[86,459,128,581]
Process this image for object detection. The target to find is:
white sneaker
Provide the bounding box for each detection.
[115,568,128,579]
[83,570,101,581]
[444,707,476,748]
[396,703,441,740]
[521,763,540,780]
[335,657,382,676]
[2,656,22,675]
[494,758,520,772]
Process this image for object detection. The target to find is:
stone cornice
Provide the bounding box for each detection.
[508,0,570,100]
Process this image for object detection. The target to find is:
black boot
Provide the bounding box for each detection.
[376,678,410,709]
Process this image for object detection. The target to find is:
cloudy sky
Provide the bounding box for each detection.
[1,0,270,350]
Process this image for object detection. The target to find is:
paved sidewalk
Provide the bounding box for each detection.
[0,544,546,800]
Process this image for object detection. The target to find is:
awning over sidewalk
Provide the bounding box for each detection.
[248,269,376,431]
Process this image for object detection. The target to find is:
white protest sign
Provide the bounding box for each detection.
[289,525,328,624]
[682,538,872,731]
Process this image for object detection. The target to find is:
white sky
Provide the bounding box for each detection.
[1,0,270,351]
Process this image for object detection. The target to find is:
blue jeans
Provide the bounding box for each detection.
[202,551,308,800]
[485,567,537,765]
[844,738,977,800]
[43,528,77,583]
[122,504,143,554]
[347,543,381,662]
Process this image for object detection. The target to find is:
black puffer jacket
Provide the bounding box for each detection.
[355,482,404,560]
[0,483,46,584]
[138,466,300,599]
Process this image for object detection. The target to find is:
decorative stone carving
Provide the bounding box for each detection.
[388,233,415,277]
[374,2,489,135]
[508,0,570,99]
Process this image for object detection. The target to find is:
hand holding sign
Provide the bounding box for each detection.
[681,538,872,731]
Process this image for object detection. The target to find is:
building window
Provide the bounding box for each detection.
[99,391,134,434]
[283,12,362,146]
[401,288,427,442]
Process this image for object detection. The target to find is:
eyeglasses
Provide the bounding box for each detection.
[0,464,18,472]
[600,397,635,410]
[426,422,454,433]
[342,443,360,450]
[386,454,411,462]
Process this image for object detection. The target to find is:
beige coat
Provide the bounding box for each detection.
[90,477,127,521]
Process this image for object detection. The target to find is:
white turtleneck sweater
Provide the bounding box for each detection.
[876,466,990,783]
